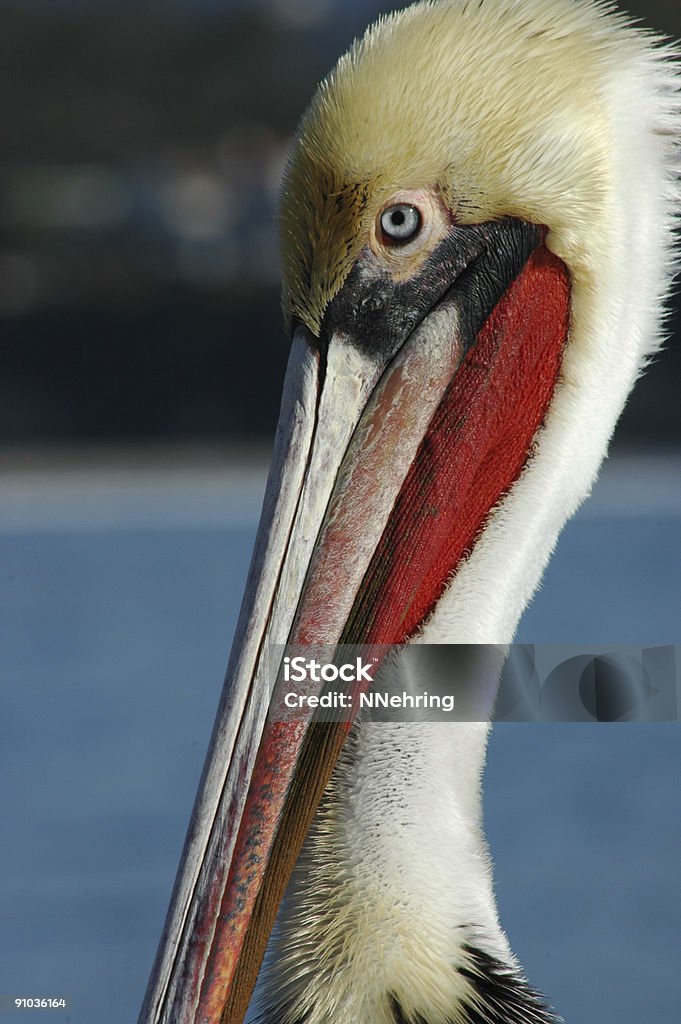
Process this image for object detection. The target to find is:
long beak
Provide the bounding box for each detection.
[139,218,569,1024]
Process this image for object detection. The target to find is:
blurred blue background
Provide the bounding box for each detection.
[1,457,679,1024]
[0,2,679,1023]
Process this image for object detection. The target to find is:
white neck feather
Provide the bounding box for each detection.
[257,721,504,1024]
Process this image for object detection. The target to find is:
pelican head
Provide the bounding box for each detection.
[140,2,679,1023]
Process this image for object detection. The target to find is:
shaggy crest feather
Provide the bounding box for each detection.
[280,0,680,335]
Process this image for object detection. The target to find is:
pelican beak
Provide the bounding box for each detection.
[140,217,569,1023]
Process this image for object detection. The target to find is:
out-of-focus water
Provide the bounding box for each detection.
[0,453,679,1024]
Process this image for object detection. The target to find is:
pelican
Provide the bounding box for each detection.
[139,2,680,1022]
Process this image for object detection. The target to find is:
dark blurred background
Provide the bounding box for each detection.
[1,0,680,451]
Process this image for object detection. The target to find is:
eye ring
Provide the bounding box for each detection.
[379,203,422,244]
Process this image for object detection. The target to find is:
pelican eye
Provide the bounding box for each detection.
[379,203,422,244]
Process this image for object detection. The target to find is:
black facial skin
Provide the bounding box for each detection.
[319,217,543,369]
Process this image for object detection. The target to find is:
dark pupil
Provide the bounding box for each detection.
[391,209,406,227]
